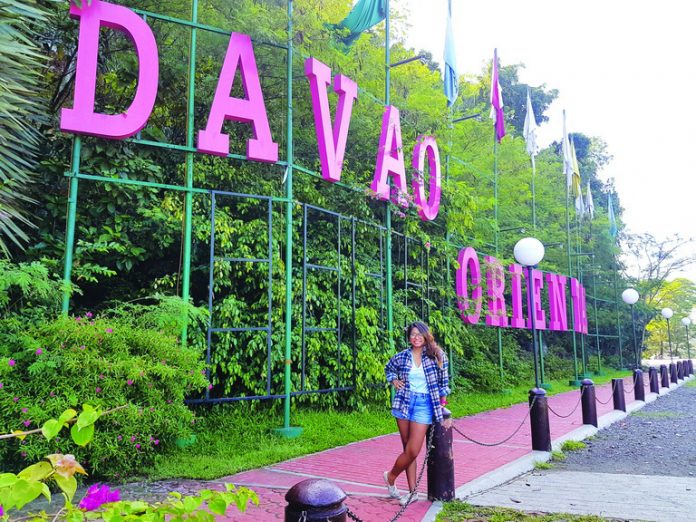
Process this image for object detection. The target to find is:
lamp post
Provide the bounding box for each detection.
[621,288,640,368]
[514,237,545,389]
[682,317,691,361]
[662,308,674,361]
[514,236,551,452]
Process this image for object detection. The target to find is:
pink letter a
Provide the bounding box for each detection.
[60,0,159,139]
[198,33,278,162]
[304,58,357,183]
[370,106,407,201]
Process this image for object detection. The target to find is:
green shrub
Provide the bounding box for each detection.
[561,440,586,452]
[0,304,207,480]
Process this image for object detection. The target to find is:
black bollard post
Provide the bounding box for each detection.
[427,407,455,501]
[612,378,626,412]
[285,479,347,522]
[690,360,694,376]
[649,367,660,394]
[677,361,684,380]
[660,365,669,388]
[581,379,597,427]
[529,388,551,451]
[670,363,678,384]
[633,369,645,402]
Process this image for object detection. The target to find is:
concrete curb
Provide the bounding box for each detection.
[421,375,693,522]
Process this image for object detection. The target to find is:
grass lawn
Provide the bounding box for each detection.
[436,501,610,521]
[146,369,630,481]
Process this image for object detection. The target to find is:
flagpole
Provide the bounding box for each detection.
[384,0,394,361]
[576,212,587,375]
[564,111,580,386]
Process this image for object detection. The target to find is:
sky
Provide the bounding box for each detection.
[397,0,696,282]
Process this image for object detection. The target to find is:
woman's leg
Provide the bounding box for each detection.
[387,422,429,486]
[395,418,417,491]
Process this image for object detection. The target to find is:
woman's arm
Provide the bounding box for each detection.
[438,352,451,400]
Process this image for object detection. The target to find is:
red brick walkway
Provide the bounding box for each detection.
[219,377,637,521]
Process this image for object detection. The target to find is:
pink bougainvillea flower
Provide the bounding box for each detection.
[208,384,213,390]
[127,379,133,386]
[48,454,88,478]
[8,359,15,367]
[105,328,113,334]
[130,436,136,442]
[76,316,82,322]
[35,348,43,355]
[78,484,120,511]
[23,420,31,427]
[0,504,3,516]
[95,387,101,393]
[79,345,86,350]
[0,382,3,389]
[21,408,27,413]
[99,374,105,379]
[13,396,19,402]
[85,312,93,318]
[117,435,122,441]
[20,452,27,458]
[154,439,160,445]
[135,443,141,450]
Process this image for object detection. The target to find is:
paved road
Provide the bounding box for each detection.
[467,382,696,521]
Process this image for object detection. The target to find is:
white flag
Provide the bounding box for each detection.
[523,89,539,161]
[562,110,573,189]
[585,182,594,219]
[575,189,585,216]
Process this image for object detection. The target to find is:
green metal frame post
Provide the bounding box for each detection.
[493,134,504,386]
[613,266,625,369]
[180,0,198,343]
[277,0,301,438]
[61,136,82,313]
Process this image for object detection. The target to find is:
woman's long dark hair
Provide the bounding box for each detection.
[405,321,444,368]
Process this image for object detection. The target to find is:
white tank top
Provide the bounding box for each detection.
[409,362,428,393]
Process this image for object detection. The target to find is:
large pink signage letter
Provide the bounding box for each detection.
[485,256,508,327]
[304,58,357,183]
[570,278,589,334]
[370,106,408,202]
[198,33,278,162]
[525,269,546,330]
[546,273,568,331]
[60,0,159,139]
[411,136,442,221]
[508,264,525,328]
[456,247,482,324]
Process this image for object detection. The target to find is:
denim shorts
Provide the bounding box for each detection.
[391,392,433,425]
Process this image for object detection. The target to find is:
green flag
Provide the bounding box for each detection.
[608,192,617,238]
[334,0,387,46]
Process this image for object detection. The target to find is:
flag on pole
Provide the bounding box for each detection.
[334,0,387,47]
[490,49,506,142]
[585,182,594,219]
[443,0,458,107]
[570,138,583,215]
[523,89,539,161]
[562,111,573,189]
[608,192,618,238]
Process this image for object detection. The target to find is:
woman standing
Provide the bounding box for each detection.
[383,321,450,506]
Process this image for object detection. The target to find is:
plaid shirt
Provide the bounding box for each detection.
[385,348,450,423]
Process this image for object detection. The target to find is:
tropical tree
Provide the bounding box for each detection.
[0,0,54,257]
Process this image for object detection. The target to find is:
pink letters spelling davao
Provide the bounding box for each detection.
[59,0,442,222]
[59,0,588,332]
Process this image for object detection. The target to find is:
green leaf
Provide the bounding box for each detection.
[71,423,95,446]
[58,408,78,425]
[41,482,51,502]
[54,474,77,502]
[182,496,203,512]
[208,497,227,515]
[0,473,18,488]
[76,404,100,429]
[7,478,44,510]
[18,462,52,482]
[41,418,63,441]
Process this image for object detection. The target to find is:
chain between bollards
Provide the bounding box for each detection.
[594,379,619,405]
[346,427,435,522]
[547,387,585,419]
[450,397,537,447]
